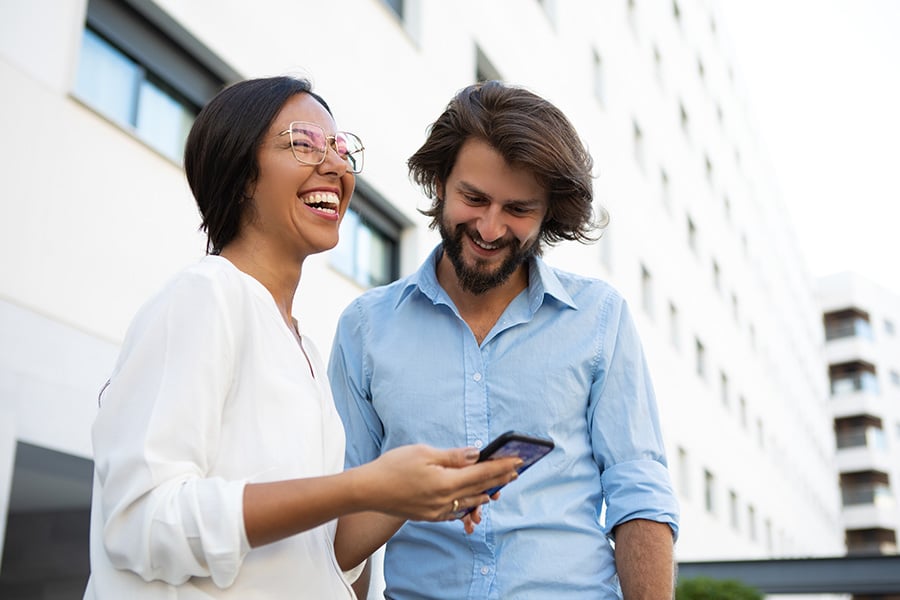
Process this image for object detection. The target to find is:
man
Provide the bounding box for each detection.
[328,80,679,599]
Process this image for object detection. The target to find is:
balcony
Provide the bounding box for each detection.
[846,527,899,556]
[843,503,899,531]
[836,446,893,473]
[825,309,873,342]
[825,335,878,367]
[831,389,883,419]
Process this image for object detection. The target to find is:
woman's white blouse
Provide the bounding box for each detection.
[84,256,354,599]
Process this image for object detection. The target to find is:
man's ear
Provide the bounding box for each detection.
[436,179,444,201]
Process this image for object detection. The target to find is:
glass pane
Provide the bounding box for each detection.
[136,79,194,161]
[74,29,141,127]
[365,230,392,287]
[331,209,359,280]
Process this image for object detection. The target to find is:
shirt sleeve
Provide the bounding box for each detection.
[328,300,384,468]
[588,295,680,540]
[91,271,251,587]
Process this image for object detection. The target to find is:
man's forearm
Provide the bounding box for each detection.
[613,518,675,599]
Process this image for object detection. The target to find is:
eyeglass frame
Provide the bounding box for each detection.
[276,121,365,174]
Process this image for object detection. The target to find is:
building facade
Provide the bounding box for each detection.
[819,272,900,557]
[0,0,843,596]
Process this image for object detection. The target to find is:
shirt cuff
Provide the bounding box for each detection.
[600,459,680,541]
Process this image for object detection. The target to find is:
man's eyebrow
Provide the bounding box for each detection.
[456,181,544,206]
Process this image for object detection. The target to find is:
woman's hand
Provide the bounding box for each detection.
[351,444,520,522]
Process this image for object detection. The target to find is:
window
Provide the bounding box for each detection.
[885,319,896,336]
[592,49,605,105]
[846,528,897,555]
[824,308,873,341]
[764,518,773,552]
[1,443,94,594]
[723,194,731,220]
[739,396,748,429]
[840,471,892,506]
[330,183,405,288]
[627,0,637,33]
[704,153,713,182]
[731,292,739,322]
[640,264,653,317]
[672,0,682,25]
[835,416,886,450]
[74,0,230,162]
[475,45,502,83]
[679,101,689,136]
[756,418,764,448]
[653,45,663,85]
[891,370,900,387]
[633,119,645,171]
[703,469,715,514]
[829,361,879,395]
[382,0,404,19]
[677,447,689,499]
[669,301,680,348]
[712,260,721,292]
[697,57,705,80]
[719,371,729,407]
[660,167,670,212]
[748,504,757,541]
[695,337,706,379]
[729,490,739,530]
[687,216,697,254]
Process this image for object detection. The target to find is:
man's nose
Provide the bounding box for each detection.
[477,207,507,243]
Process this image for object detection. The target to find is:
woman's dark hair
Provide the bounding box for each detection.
[408,80,607,251]
[184,76,332,254]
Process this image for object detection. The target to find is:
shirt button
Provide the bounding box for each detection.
[480,566,490,575]
[474,439,484,448]
[473,372,482,382]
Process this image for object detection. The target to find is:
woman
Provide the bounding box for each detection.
[84,76,519,599]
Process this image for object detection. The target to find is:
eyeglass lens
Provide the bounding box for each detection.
[289,122,364,173]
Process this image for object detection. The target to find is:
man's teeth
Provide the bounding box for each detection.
[302,192,339,214]
[473,237,499,250]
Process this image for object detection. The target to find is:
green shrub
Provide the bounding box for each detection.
[676,576,763,600]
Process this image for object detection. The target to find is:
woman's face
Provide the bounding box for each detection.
[244,92,355,261]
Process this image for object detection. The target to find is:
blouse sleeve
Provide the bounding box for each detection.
[91,270,250,587]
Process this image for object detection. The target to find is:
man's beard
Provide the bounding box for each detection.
[439,217,538,295]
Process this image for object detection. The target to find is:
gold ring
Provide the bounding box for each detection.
[452,499,460,513]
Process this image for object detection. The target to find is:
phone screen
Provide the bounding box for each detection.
[455,431,554,516]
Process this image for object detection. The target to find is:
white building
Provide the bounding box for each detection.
[819,272,900,556]
[0,0,844,596]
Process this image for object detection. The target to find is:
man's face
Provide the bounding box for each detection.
[438,138,548,295]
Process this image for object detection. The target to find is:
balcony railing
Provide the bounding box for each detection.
[826,318,874,341]
[842,484,894,507]
[831,373,880,395]
[836,428,887,450]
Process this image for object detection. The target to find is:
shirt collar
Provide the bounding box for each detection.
[397,245,578,312]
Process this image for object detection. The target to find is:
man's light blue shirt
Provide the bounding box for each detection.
[328,247,679,599]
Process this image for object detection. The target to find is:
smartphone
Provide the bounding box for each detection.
[455,430,555,517]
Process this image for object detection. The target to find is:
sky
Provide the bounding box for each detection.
[718,0,900,297]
